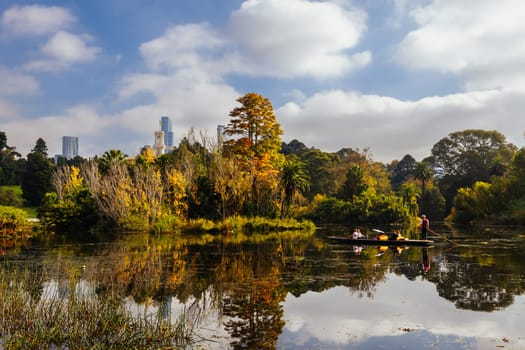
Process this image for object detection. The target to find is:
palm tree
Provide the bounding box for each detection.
[398,182,420,216]
[280,156,310,218]
[99,149,128,174]
[413,161,433,213]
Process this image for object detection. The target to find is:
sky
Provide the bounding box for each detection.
[1,0,525,163]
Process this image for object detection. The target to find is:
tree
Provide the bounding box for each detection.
[32,137,48,156]
[337,165,368,201]
[224,93,284,216]
[39,165,98,233]
[431,129,516,213]
[281,139,309,156]
[224,93,283,172]
[390,154,416,190]
[413,161,433,213]
[0,131,23,185]
[398,182,420,217]
[431,130,516,179]
[98,149,128,174]
[299,148,339,199]
[280,156,310,218]
[22,138,53,206]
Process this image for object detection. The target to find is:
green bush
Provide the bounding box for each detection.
[39,189,98,233]
[0,205,30,235]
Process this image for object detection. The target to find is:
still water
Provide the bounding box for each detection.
[2,225,525,349]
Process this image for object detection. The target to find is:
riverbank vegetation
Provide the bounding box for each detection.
[0,267,193,349]
[0,205,31,237]
[2,94,525,236]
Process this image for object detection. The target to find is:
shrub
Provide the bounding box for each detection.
[0,205,30,236]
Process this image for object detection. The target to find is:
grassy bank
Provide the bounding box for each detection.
[0,185,38,218]
[0,268,194,349]
[183,216,316,234]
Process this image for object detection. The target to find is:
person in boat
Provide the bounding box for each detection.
[420,214,430,240]
[389,230,404,240]
[352,228,365,239]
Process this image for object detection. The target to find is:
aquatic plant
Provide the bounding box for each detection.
[0,268,194,349]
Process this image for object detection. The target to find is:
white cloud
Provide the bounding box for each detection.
[0,98,21,121]
[139,23,225,72]
[282,278,525,347]
[138,0,369,79]
[0,67,40,95]
[118,69,240,144]
[395,0,525,91]
[2,105,109,157]
[23,31,101,72]
[227,0,370,78]
[278,88,525,162]
[1,5,75,37]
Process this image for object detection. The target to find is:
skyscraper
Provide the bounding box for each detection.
[160,116,174,148]
[217,124,226,147]
[62,136,78,159]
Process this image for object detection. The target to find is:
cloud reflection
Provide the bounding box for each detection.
[281,274,525,348]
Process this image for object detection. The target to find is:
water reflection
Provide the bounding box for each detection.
[1,226,525,349]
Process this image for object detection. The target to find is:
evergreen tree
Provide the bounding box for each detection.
[337,165,368,201]
[0,131,23,185]
[22,138,53,206]
[390,154,416,190]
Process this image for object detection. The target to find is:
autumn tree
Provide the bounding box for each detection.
[210,155,251,219]
[224,93,284,216]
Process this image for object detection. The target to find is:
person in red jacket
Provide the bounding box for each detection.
[420,214,429,240]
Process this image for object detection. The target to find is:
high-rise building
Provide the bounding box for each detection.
[217,124,226,147]
[152,130,165,157]
[160,116,174,148]
[62,136,78,159]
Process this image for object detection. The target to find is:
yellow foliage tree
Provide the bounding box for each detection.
[223,93,284,216]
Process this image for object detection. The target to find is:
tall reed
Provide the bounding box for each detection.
[0,268,193,349]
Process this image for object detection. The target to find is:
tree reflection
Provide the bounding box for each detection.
[4,226,525,346]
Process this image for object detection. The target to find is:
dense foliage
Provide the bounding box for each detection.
[2,93,525,232]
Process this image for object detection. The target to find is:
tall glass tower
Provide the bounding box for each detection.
[160,116,174,148]
[62,136,78,159]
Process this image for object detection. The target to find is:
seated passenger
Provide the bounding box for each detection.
[389,230,405,240]
[352,228,365,239]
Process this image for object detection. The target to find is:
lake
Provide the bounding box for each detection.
[2,225,525,349]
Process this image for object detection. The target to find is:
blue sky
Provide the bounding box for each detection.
[1,0,524,162]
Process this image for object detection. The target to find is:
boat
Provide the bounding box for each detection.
[327,236,434,247]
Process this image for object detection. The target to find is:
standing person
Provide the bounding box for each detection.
[421,248,430,274]
[420,215,429,240]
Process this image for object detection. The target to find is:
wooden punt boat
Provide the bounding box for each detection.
[327,236,434,247]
